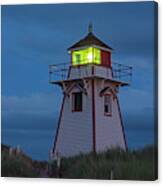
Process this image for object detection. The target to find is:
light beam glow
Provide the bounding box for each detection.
[72,47,101,65]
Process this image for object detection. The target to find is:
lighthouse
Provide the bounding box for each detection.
[49,24,132,158]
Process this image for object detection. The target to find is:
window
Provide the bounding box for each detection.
[75,54,81,64]
[72,92,82,112]
[104,94,112,116]
[93,47,101,64]
[72,47,101,65]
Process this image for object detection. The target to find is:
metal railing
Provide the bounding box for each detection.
[49,62,132,84]
[49,63,69,82]
[111,62,132,83]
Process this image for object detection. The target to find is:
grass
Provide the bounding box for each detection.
[1,144,157,180]
[50,145,157,180]
[1,144,41,177]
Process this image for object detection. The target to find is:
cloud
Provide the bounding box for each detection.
[2,2,155,65]
[1,93,62,131]
[2,93,61,116]
[120,88,154,112]
[119,87,155,132]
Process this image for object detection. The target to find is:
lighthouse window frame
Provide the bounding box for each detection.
[104,93,112,116]
[72,92,83,112]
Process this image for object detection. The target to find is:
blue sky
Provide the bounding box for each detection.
[2,1,157,160]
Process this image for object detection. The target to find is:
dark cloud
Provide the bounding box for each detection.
[2,2,155,60]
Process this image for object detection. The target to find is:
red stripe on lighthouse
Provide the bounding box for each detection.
[52,95,66,153]
[53,66,72,154]
[91,66,96,153]
[115,96,128,151]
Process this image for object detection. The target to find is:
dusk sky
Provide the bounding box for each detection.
[2,1,156,160]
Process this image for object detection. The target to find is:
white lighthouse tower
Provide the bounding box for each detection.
[49,25,132,158]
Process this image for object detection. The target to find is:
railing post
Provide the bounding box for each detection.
[110,168,114,180]
[9,147,13,157]
[16,145,21,155]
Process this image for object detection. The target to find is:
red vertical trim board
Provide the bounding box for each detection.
[115,95,128,151]
[53,66,72,154]
[91,66,96,153]
[52,95,66,153]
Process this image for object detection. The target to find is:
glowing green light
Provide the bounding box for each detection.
[87,51,93,62]
[72,47,101,65]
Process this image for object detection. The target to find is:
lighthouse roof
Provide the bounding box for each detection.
[68,32,113,51]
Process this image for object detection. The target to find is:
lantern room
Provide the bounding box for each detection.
[68,24,113,67]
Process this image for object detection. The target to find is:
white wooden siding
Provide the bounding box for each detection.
[95,79,126,152]
[54,81,93,157]
[94,65,112,79]
[69,65,112,80]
